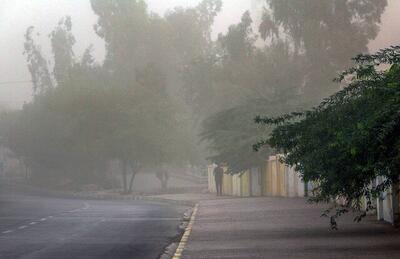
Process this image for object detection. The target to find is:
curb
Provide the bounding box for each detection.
[138,196,196,207]
[173,203,199,259]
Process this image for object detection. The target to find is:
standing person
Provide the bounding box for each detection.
[213,164,224,196]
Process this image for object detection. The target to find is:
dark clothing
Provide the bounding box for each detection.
[214,166,224,196]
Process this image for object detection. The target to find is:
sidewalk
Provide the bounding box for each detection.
[179,197,400,259]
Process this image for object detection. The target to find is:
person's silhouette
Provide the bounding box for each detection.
[213,164,224,196]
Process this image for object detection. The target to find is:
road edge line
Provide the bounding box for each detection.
[172,203,199,259]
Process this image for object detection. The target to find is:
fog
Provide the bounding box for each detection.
[1,0,399,110]
[0,0,399,193]
[0,0,255,109]
[1,1,400,258]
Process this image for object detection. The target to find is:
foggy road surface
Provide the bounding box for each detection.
[0,193,187,259]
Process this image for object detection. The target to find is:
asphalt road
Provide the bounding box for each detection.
[0,192,187,259]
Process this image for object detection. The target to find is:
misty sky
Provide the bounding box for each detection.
[0,0,399,109]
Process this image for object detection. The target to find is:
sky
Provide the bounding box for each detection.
[0,0,399,109]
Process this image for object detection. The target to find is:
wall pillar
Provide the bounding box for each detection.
[392,179,400,227]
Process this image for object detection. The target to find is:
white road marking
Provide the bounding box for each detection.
[1,216,57,235]
[173,204,199,259]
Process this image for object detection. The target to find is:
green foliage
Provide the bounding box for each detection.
[202,99,291,173]
[255,46,400,225]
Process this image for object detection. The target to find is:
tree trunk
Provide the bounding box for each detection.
[121,160,128,194]
[127,171,136,194]
[156,172,169,192]
[127,161,138,194]
[161,172,169,190]
[161,178,167,190]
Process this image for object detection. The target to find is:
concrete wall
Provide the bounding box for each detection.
[232,174,241,196]
[207,165,216,193]
[287,167,305,197]
[222,173,233,195]
[208,157,400,226]
[261,156,305,198]
[207,155,306,198]
[375,177,399,224]
[250,167,262,196]
[263,161,272,196]
[240,171,251,197]
[207,167,252,197]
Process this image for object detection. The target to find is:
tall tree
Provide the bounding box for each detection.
[91,0,224,168]
[102,65,186,193]
[91,0,149,84]
[260,0,388,103]
[89,0,205,192]
[199,12,304,172]
[23,27,53,95]
[49,16,76,84]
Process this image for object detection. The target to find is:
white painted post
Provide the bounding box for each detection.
[392,178,399,227]
[376,177,384,221]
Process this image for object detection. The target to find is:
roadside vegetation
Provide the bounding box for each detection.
[255,46,400,226]
[1,0,223,192]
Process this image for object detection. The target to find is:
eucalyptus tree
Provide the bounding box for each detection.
[199,12,304,173]
[23,27,53,95]
[260,0,388,103]
[49,16,75,84]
